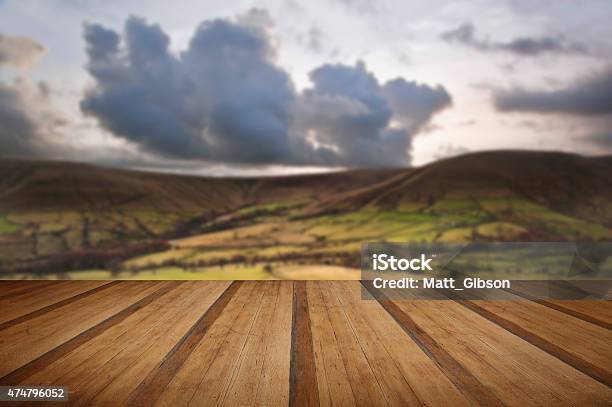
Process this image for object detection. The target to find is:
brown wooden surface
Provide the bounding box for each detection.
[0,280,610,406]
[451,289,612,387]
[290,281,319,407]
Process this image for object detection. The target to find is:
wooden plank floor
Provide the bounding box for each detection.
[0,281,610,406]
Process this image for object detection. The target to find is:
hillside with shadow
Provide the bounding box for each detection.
[1,151,611,279]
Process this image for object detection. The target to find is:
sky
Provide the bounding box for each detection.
[1,0,611,175]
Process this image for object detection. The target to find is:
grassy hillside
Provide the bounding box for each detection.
[311,151,612,225]
[0,159,398,213]
[1,151,611,279]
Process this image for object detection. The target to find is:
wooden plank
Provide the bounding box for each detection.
[91,281,233,406]
[362,281,502,407]
[290,281,320,407]
[37,281,232,407]
[506,288,612,330]
[450,289,612,387]
[547,300,612,327]
[0,281,111,323]
[125,281,242,407]
[0,281,118,329]
[255,281,294,406]
[316,280,409,407]
[218,281,293,407]
[153,281,264,406]
[0,281,29,289]
[0,280,610,406]
[17,281,201,406]
[22,283,195,390]
[390,292,612,405]
[0,281,66,300]
[337,282,474,406]
[183,281,279,407]
[307,280,359,407]
[0,281,171,382]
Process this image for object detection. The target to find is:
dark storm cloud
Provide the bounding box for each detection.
[295,62,451,166]
[0,33,46,68]
[494,67,612,115]
[81,14,452,167]
[297,62,400,166]
[494,67,612,152]
[81,15,295,164]
[0,83,39,156]
[83,24,120,64]
[441,22,588,57]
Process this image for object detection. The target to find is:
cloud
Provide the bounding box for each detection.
[0,83,39,156]
[441,22,588,57]
[295,62,402,166]
[332,0,379,14]
[81,14,452,167]
[294,62,451,166]
[81,15,295,164]
[295,25,337,57]
[434,144,470,160]
[0,32,69,159]
[493,67,612,115]
[383,79,452,133]
[306,26,324,53]
[0,33,46,69]
[585,132,612,149]
[493,67,612,153]
[0,78,66,157]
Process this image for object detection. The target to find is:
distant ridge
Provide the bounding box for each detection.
[0,157,398,213]
[309,151,612,225]
[1,151,611,225]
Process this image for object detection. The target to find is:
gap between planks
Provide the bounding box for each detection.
[289,281,319,407]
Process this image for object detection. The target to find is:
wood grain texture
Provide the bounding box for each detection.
[362,281,501,407]
[126,281,241,407]
[219,281,293,407]
[547,300,612,327]
[0,281,176,383]
[506,287,612,330]
[0,281,62,300]
[450,290,612,387]
[390,292,612,405]
[0,281,118,330]
[332,281,473,406]
[0,281,610,406]
[290,281,319,407]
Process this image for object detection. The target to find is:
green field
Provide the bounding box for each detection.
[3,194,611,280]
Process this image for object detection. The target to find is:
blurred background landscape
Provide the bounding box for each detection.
[2,150,611,279]
[1,1,612,279]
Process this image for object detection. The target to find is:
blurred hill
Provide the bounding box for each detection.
[0,158,399,214]
[1,151,612,277]
[310,151,612,226]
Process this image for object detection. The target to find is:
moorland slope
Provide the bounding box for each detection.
[1,151,611,278]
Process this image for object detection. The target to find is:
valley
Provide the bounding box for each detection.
[1,151,611,280]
